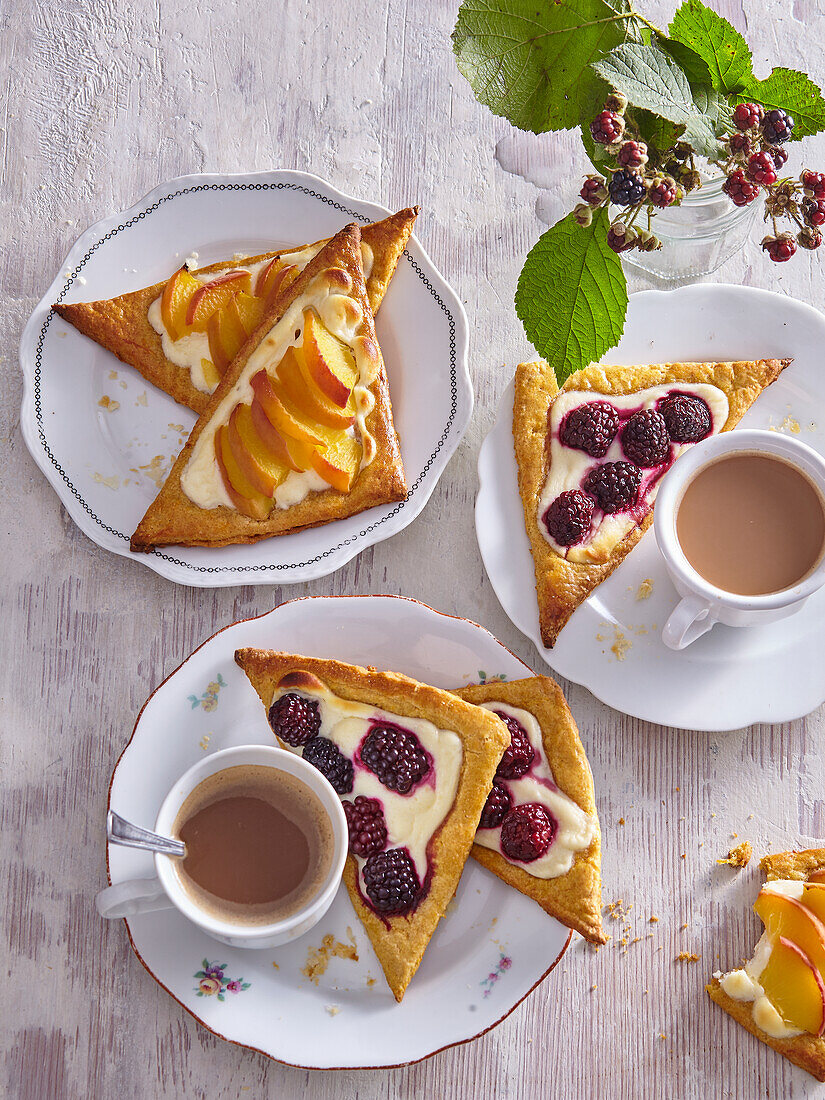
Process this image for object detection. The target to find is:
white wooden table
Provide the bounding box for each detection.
[3,0,825,1095]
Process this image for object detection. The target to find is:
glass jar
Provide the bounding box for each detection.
[623,176,759,282]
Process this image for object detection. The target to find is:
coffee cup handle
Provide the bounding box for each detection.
[662,594,717,650]
[95,877,172,919]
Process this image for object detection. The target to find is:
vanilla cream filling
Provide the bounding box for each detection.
[178,272,377,511]
[538,384,729,563]
[718,880,808,1040]
[271,680,462,896]
[474,702,595,879]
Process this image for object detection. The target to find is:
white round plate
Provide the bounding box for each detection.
[20,170,471,587]
[106,595,571,1069]
[477,284,825,731]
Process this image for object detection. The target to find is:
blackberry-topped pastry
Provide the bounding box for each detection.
[512,357,792,647]
[235,649,509,1002]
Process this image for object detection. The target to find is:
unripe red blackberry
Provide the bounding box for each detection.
[616,140,648,169]
[801,171,825,200]
[580,176,608,206]
[798,226,822,250]
[746,151,777,186]
[723,169,759,207]
[607,222,638,253]
[590,109,625,145]
[732,102,764,131]
[803,198,825,227]
[648,175,678,209]
[761,233,797,262]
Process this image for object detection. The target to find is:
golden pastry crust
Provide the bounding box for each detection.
[53,208,419,415]
[706,848,825,1082]
[514,358,792,648]
[452,676,606,944]
[233,649,510,1003]
[130,223,406,552]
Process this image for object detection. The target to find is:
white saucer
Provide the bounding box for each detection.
[106,596,571,1068]
[476,284,825,731]
[20,170,472,587]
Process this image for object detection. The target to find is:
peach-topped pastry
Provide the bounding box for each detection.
[708,847,825,1081]
[53,207,418,414]
[130,224,406,551]
[512,358,792,646]
[234,649,510,1002]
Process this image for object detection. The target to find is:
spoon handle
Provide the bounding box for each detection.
[107,811,186,858]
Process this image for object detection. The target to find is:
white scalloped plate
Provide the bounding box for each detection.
[106,595,571,1069]
[476,284,825,731]
[20,170,471,586]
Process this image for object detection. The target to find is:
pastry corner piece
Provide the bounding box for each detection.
[234,648,509,1002]
[513,357,792,648]
[707,847,825,1082]
[130,222,406,552]
[452,674,606,945]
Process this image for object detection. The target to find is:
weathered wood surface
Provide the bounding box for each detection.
[2,0,825,1096]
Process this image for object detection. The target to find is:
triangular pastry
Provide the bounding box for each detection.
[513,358,791,647]
[707,847,825,1081]
[452,675,606,944]
[130,223,406,552]
[53,208,418,414]
[234,649,510,1002]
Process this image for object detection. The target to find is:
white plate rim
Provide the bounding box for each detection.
[105,594,572,1069]
[19,169,472,587]
[476,282,825,730]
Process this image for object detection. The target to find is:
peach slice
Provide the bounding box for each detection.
[186,270,252,331]
[235,292,265,335]
[207,297,248,375]
[214,424,271,520]
[249,370,327,450]
[801,883,825,926]
[199,357,222,391]
[283,435,316,473]
[309,431,361,493]
[227,404,289,497]
[758,936,825,1036]
[754,890,825,980]
[249,398,302,473]
[160,267,200,340]
[810,871,825,884]
[276,345,356,430]
[301,309,358,407]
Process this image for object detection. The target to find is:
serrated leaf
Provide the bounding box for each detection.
[592,42,722,157]
[669,0,752,93]
[656,34,713,89]
[737,68,825,140]
[452,0,632,133]
[515,208,627,385]
[633,109,685,157]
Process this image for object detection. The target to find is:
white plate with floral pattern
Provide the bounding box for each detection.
[20,170,471,587]
[476,284,825,731]
[105,595,571,1069]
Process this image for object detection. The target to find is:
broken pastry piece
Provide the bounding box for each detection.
[53,208,418,415]
[707,847,825,1081]
[130,223,406,552]
[513,358,791,647]
[453,675,606,944]
[234,649,509,1002]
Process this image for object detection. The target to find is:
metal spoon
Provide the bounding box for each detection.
[107,810,186,858]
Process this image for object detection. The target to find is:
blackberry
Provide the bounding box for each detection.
[658,393,712,444]
[268,692,321,746]
[559,401,620,458]
[803,198,825,227]
[798,226,822,251]
[801,171,825,200]
[768,145,788,169]
[494,712,535,780]
[616,140,648,169]
[728,132,752,157]
[583,461,641,514]
[746,151,777,186]
[543,490,594,547]
[608,169,646,207]
[360,723,431,794]
[723,169,759,207]
[362,847,420,914]
[500,804,557,863]
[762,109,794,145]
[580,176,607,206]
[590,109,624,145]
[762,233,797,262]
[302,736,354,794]
[648,175,678,209]
[343,796,388,858]
[732,102,763,131]
[479,781,513,829]
[607,222,638,253]
[620,409,671,467]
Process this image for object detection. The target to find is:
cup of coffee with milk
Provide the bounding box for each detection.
[655,429,825,650]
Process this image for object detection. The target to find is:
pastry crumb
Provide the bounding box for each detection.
[636,578,654,600]
[324,1004,340,1017]
[93,472,120,490]
[198,733,211,751]
[618,817,625,826]
[779,415,801,434]
[98,395,120,411]
[681,853,686,860]
[108,370,118,380]
[366,976,376,988]
[302,932,358,984]
[610,628,632,661]
[135,390,148,406]
[717,841,752,868]
[169,422,186,432]
[649,915,658,924]
[675,952,700,963]
[659,1034,667,1041]
[134,454,168,489]
[271,962,279,970]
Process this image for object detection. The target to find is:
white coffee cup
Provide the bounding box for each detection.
[96,744,348,949]
[654,429,825,650]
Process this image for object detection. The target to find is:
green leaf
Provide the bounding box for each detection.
[656,33,713,89]
[632,109,685,158]
[669,0,752,93]
[592,42,722,157]
[737,69,825,140]
[515,208,627,386]
[452,0,633,133]
[579,122,610,173]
